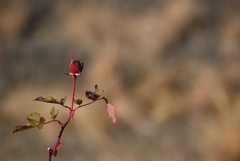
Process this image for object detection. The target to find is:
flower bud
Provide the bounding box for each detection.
[69,54,83,76]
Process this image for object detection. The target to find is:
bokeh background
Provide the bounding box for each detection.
[1,0,240,161]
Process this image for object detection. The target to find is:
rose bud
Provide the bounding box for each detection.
[69,54,84,76]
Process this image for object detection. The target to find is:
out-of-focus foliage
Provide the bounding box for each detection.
[1,0,240,161]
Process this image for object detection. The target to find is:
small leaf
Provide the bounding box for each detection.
[34,96,66,105]
[40,117,46,123]
[85,92,97,100]
[56,142,62,151]
[27,112,40,123]
[50,107,59,120]
[53,110,59,120]
[95,84,104,96]
[37,122,44,129]
[106,103,117,123]
[12,122,36,134]
[50,107,55,118]
[52,142,62,156]
[59,97,66,105]
[85,85,104,100]
[74,99,82,105]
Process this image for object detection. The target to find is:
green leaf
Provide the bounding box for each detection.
[13,113,47,133]
[50,107,59,120]
[95,84,104,96]
[59,98,66,105]
[50,107,55,118]
[53,111,58,120]
[27,112,40,123]
[34,96,66,105]
[37,122,44,129]
[85,85,104,100]
[12,122,36,134]
[74,99,82,105]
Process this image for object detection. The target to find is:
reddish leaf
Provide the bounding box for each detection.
[85,85,104,100]
[40,117,46,123]
[37,117,46,129]
[52,142,62,156]
[106,103,117,123]
[56,142,62,151]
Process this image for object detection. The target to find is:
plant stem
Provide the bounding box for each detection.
[47,76,76,161]
[74,97,106,112]
[44,120,64,127]
[71,76,76,110]
[74,100,95,111]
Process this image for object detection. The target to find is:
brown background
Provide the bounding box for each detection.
[1,0,240,161]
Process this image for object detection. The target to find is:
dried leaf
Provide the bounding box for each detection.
[106,103,117,123]
[34,96,66,105]
[12,123,36,134]
[85,85,104,100]
[40,117,46,123]
[56,142,62,151]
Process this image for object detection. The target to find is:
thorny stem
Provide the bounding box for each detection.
[47,76,106,160]
[47,76,76,161]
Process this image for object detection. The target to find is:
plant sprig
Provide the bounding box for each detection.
[13,54,117,161]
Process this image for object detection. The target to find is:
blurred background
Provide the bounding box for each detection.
[1,0,240,160]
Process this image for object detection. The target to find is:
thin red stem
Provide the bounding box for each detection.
[74,100,95,111]
[71,76,76,110]
[74,97,106,112]
[48,76,77,161]
[44,120,64,127]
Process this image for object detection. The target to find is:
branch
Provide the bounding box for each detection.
[60,104,71,110]
[74,100,95,111]
[47,75,76,160]
[44,120,64,127]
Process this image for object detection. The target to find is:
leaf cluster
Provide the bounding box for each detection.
[13,107,59,134]
[13,112,45,133]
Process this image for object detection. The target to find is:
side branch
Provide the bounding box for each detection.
[74,97,106,111]
[44,120,64,127]
[74,100,95,111]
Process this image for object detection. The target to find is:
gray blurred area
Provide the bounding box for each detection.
[1,0,240,161]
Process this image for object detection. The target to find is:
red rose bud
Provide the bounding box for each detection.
[69,54,83,76]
